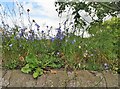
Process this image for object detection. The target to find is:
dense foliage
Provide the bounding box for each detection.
[2,17,119,78]
[1,1,120,78]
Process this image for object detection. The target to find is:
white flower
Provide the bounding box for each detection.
[91,54,93,56]
[104,63,109,70]
[9,44,13,47]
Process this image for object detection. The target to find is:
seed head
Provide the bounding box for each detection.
[27,9,30,12]
[32,20,35,22]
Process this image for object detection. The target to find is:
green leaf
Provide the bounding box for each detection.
[29,64,36,69]
[25,64,30,68]
[39,70,43,76]
[36,67,43,76]
[33,68,43,78]
[36,67,41,72]
[21,64,32,74]
[25,53,39,65]
[33,71,39,78]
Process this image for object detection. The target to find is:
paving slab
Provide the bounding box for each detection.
[36,74,47,87]
[25,77,36,87]
[101,71,119,87]
[56,70,68,87]
[1,69,119,87]
[67,71,76,80]
[75,70,105,87]
[7,70,36,87]
[45,72,59,87]
[2,70,12,87]
[66,71,76,87]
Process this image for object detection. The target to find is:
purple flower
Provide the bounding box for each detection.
[21,28,26,32]
[37,28,40,31]
[60,36,64,40]
[56,30,64,40]
[56,27,61,33]
[41,30,44,33]
[48,30,50,32]
[51,37,55,42]
[2,21,4,24]
[56,33,64,40]
[71,39,76,44]
[35,23,40,29]
[19,32,23,37]
[14,36,17,40]
[64,19,68,25]
[69,22,73,25]
[46,26,49,28]
[19,28,26,37]
[29,30,34,34]
[71,41,74,44]
[55,26,65,40]
[73,30,76,33]
[28,34,34,40]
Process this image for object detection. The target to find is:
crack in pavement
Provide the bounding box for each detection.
[5,71,12,87]
[2,70,7,78]
[101,72,108,89]
[2,70,13,87]
[93,76,104,87]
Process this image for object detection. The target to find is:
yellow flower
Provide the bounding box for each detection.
[78,45,81,49]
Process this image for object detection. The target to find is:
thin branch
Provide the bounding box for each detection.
[99,2,120,11]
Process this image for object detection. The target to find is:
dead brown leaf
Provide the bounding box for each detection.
[19,56,24,62]
[50,70,57,74]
